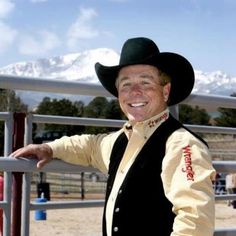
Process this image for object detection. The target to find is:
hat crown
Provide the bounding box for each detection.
[95,37,194,105]
[119,37,160,65]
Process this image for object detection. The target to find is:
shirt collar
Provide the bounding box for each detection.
[123,109,170,139]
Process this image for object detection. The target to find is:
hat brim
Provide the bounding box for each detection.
[95,52,194,106]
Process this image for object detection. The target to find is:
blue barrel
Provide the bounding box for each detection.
[34,194,47,220]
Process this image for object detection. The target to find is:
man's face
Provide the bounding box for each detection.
[117,64,171,123]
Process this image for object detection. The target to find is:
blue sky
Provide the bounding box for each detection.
[0,0,236,76]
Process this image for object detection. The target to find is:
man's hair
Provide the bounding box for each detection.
[158,69,172,86]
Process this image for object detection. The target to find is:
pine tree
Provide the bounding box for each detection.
[83,97,110,134]
[214,93,236,127]
[105,99,126,120]
[35,97,85,137]
[0,89,28,112]
[179,104,211,125]
[0,89,28,155]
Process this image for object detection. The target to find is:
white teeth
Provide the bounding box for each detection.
[130,102,146,107]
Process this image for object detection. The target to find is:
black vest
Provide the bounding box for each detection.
[102,115,207,236]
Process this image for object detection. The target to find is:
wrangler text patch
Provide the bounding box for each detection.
[181,145,194,181]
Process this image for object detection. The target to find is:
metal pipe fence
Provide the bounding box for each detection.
[0,112,13,236]
[1,157,236,235]
[0,75,236,235]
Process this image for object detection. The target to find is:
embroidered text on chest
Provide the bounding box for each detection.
[181,145,194,181]
[147,112,168,128]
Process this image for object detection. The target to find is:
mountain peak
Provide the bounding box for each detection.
[0,48,235,108]
[0,48,120,82]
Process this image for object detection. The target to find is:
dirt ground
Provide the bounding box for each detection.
[28,201,236,236]
[215,201,236,228]
[30,207,103,236]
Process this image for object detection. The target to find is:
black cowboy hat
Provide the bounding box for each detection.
[95,37,194,106]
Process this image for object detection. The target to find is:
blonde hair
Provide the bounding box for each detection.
[157,69,171,86]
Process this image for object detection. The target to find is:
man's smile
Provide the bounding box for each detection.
[128,102,148,108]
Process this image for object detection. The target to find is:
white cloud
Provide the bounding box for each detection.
[18,30,61,55]
[0,21,17,52]
[0,0,15,18]
[67,7,99,49]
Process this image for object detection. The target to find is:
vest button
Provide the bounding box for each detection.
[115,207,120,213]
[118,189,122,194]
[113,226,119,232]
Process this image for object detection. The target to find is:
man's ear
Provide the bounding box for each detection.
[163,83,171,102]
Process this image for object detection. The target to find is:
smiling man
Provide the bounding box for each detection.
[11,37,216,236]
[116,64,171,122]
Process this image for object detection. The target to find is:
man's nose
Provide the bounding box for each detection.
[130,83,142,94]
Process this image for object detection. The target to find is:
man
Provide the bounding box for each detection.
[11,37,216,236]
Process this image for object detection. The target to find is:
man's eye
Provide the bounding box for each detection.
[121,82,131,88]
[141,80,150,85]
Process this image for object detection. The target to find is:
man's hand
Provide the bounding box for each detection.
[10,143,53,169]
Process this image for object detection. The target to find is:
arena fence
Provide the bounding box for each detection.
[0,75,236,236]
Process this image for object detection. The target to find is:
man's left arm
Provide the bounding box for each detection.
[161,129,216,236]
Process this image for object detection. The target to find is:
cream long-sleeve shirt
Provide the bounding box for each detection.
[47,109,216,236]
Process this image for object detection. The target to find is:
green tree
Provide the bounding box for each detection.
[36,97,85,136]
[0,89,28,156]
[103,99,126,133]
[0,89,28,112]
[83,97,110,134]
[83,97,109,118]
[214,93,236,127]
[179,104,211,125]
[83,97,126,134]
[105,99,126,120]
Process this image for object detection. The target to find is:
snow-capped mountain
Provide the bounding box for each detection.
[193,70,236,96]
[0,48,235,109]
[0,48,120,108]
[0,48,119,82]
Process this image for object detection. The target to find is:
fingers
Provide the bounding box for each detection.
[9,149,21,158]
[37,159,48,169]
[10,144,37,159]
[10,144,53,169]
[36,144,53,169]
